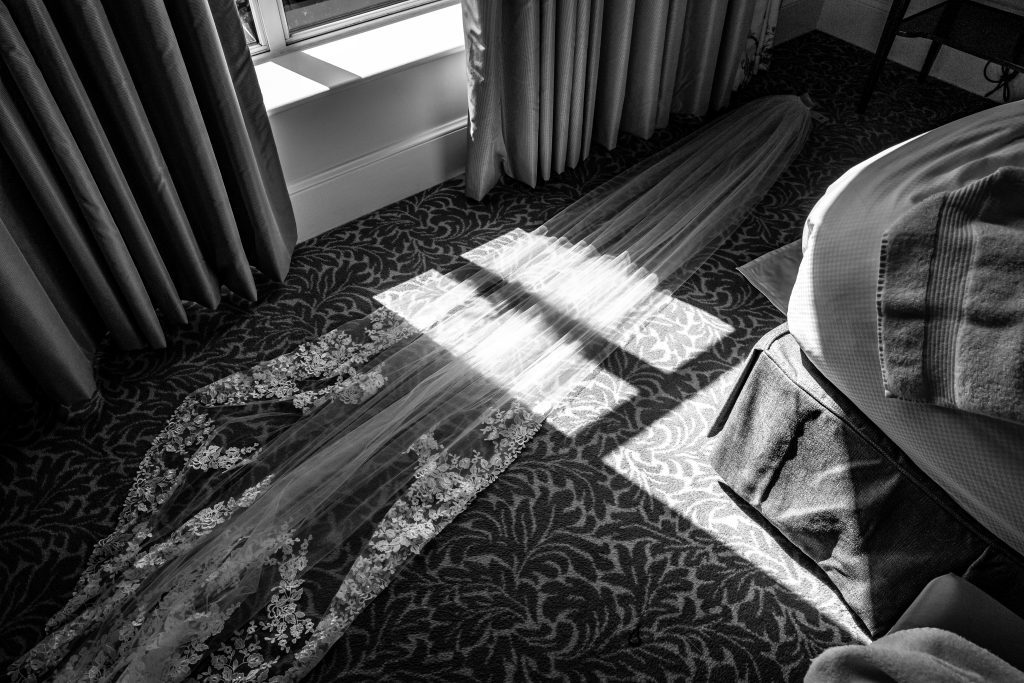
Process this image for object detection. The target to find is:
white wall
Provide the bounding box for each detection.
[777,0,824,45]
[816,0,1024,101]
[266,50,469,242]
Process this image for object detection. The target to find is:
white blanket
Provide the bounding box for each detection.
[805,628,1024,682]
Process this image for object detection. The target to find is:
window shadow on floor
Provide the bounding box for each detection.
[301,292,865,681]
[306,423,863,681]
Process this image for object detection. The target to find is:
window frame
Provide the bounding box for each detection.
[241,0,271,56]
[243,0,455,64]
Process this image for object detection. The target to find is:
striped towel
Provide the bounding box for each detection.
[877,167,1024,425]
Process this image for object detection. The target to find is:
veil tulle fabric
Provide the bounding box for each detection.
[13,95,811,682]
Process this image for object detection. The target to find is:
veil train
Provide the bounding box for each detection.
[13,95,811,682]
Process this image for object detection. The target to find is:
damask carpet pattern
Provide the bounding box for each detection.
[0,32,991,680]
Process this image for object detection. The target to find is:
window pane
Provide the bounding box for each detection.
[235,0,260,45]
[282,0,427,34]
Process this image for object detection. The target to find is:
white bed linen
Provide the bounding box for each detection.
[789,99,1024,556]
[738,239,802,314]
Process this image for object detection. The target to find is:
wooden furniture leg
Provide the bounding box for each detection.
[920,0,965,82]
[919,39,943,81]
[858,0,913,113]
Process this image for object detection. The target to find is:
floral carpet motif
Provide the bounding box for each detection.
[0,32,990,681]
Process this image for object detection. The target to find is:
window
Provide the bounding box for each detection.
[235,0,450,59]
[235,1,261,47]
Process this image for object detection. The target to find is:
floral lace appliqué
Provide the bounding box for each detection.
[15,312,542,683]
[193,537,315,683]
[286,401,542,679]
[189,443,261,471]
[17,311,414,682]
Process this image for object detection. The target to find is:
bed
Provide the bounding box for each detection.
[708,97,1024,637]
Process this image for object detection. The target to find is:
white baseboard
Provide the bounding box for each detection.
[290,118,467,242]
[818,0,1022,102]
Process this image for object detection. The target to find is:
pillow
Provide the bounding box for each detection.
[737,239,802,314]
[787,98,1024,557]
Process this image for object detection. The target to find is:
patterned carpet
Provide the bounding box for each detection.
[0,32,992,681]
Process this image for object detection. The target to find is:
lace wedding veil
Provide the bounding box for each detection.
[13,95,811,682]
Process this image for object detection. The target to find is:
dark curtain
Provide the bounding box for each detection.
[0,0,296,406]
[462,0,759,200]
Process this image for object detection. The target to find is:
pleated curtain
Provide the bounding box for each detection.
[0,0,296,406]
[462,0,781,200]
[735,0,781,89]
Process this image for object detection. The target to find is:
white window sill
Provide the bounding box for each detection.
[253,2,464,114]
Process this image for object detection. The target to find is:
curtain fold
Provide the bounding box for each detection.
[463,0,781,200]
[735,0,783,89]
[0,0,296,407]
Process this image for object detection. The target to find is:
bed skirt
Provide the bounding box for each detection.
[705,323,1024,637]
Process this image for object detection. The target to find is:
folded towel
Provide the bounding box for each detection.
[805,627,1024,682]
[877,167,1024,424]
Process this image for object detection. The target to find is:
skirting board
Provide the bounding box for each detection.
[290,118,468,242]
